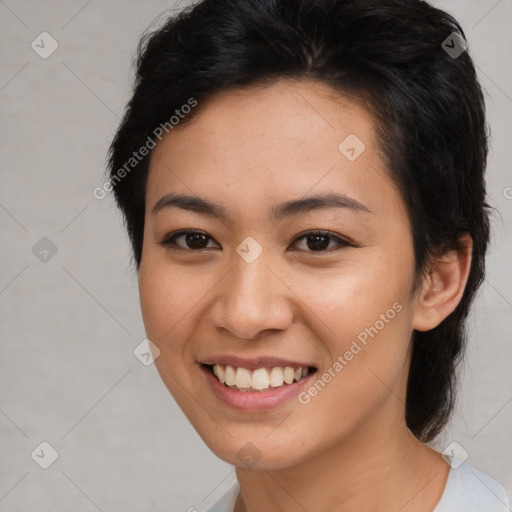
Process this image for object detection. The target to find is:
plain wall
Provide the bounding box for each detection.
[1,0,511,510]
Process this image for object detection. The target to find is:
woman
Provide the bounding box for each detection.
[107,0,510,510]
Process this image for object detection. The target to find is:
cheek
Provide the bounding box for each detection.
[294,253,414,403]
[138,258,202,343]
[138,261,203,411]
[295,251,412,346]
[293,299,412,455]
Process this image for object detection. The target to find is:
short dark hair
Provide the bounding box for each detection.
[107,0,493,443]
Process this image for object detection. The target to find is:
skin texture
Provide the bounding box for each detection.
[138,79,472,512]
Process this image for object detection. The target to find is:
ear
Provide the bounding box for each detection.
[412,233,473,332]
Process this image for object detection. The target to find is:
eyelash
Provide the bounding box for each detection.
[158,229,356,254]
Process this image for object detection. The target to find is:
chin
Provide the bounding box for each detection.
[203,435,308,471]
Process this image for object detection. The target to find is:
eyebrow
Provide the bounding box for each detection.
[151,192,373,222]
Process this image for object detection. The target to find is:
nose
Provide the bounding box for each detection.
[208,252,294,341]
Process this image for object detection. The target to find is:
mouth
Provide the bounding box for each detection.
[201,363,318,392]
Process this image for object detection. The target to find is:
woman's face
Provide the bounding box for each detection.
[139,79,421,470]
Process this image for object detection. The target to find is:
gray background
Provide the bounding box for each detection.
[0,0,511,510]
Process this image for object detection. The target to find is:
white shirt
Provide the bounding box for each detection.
[204,459,510,512]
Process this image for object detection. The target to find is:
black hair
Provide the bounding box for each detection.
[107,0,492,443]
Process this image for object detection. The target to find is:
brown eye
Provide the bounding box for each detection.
[291,230,354,253]
[159,230,220,251]
[159,229,355,253]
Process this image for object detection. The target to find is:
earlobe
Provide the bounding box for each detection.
[412,234,473,332]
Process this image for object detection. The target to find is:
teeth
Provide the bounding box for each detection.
[269,367,284,387]
[283,366,295,384]
[225,365,236,386]
[217,364,226,384]
[252,368,270,390]
[235,367,252,389]
[211,364,311,392]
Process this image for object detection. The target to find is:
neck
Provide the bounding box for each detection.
[234,407,450,512]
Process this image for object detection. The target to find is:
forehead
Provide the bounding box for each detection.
[166,79,376,153]
[146,79,406,225]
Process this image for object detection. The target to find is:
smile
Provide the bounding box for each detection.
[204,363,316,392]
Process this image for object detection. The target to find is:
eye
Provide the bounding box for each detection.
[290,230,354,253]
[159,229,355,253]
[159,230,220,251]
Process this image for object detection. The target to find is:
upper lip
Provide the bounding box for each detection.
[200,355,316,370]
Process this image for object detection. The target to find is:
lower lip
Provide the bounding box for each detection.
[201,365,316,412]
